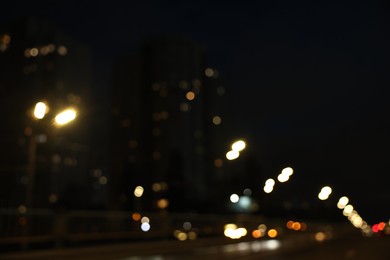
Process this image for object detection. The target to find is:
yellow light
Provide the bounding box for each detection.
[212,116,222,125]
[292,222,301,231]
[141,216,150,224]
[134,186,144,197]
[224,224,237,230]
[57,45,68,55]
[231,140,246,152]
[54,108,77,126]
[268,229,278,238]
[337,196,349,209]
[343,204,354,216]
[177,232,187,241]
[315,232,326,242]
[188,231,197,240]
[33,102,48,119]
[30,48,39,57]
[157,198,169,209]
[1,34,11,44]
[186,91,195,101]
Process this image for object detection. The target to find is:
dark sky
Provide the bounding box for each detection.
[2,0,390,222]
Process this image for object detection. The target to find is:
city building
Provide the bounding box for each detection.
[110,36,228,213]
[0,16,96,210]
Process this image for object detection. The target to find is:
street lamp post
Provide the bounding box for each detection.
[25,102,77,210]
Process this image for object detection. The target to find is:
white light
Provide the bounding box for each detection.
[33,102,47,119]
[263,239,281,250]
[321,186,332,195]
[231,140,246,152]
[277,173,289,183]
[226,150,239,160]
[134,186,144,197]
[265,179,275,187]
[318,192,329,200]
[230,194,239,203]
[54,108,77,126]
[281,167,294,176]
[337,196,349,209]
[238,196,251,208]
[141,222,150,232]
[263,186,273,193]
[343,205,354,216]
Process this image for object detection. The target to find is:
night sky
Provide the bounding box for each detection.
[2,0,390,222]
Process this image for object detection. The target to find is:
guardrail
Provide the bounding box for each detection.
[0,208,269,250]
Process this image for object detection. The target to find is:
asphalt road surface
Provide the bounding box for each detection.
[1,233,388,260]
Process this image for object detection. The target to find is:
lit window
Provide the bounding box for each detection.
[160,111,169,120]
[186,91,195,101]
[24,48,31,57]
[205,67,214,77]
[151,83,160,92]
[214,159,223,167]
[57,45,67,55]
[180,103,190,112]
[160,88,168,97]
[29,48,39,57]
[0,43,7,52]
[129,140,138,148]
[152,151,161,160]
[122,119,131,127]
[0,34,11,44]
[217,86,225,96]
[212,116,222,125]
[179,80,189,90]
[192,79,201,88]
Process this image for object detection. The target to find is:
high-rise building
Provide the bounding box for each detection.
[111,36,228,212]
[0,16,94,210]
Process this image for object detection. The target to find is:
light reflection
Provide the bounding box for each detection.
[315,232,326,242]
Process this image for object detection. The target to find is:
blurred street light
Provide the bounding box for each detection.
[231,140,246,152]
[318,186,332,200]
[225,139,246,160]
[54,108,77,126]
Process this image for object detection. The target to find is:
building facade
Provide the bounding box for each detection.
[0,16,95,210]
[111,36,228,213]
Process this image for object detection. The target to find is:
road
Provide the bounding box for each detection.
[1,232,389,260]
